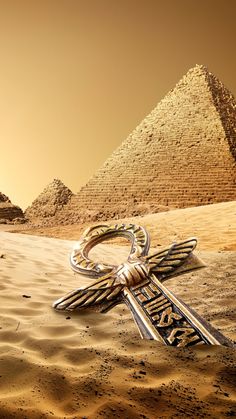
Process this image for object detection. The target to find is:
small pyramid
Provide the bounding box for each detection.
[25,179,73,220]
[58,64,236,222]
[0,192,24,223]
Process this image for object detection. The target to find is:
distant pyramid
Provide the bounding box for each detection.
[0,192,24,223]
[57,64,236,222]
[25,179,73,221]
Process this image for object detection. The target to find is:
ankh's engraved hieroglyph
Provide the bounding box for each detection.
[53,224,234,348]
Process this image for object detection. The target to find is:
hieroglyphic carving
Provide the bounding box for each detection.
[131,279,204,346]
[156,307,182,327]
[54,223,234,348]
[167,328,200,347]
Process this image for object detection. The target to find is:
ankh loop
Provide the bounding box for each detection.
[53,224,234,348]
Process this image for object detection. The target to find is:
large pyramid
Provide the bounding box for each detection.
[56,65,236,223]
[68,65,236,221]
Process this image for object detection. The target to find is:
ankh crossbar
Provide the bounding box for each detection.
[53,224,234,348]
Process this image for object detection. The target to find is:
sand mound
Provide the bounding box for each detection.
[15,201,236,252]
[0,232,235,418]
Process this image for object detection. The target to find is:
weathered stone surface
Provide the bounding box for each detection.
[0,192,10,203]
[0,196,24,222]
[25,178,73,221]
[57,64,236,223]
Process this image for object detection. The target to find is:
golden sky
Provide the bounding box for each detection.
[1,0,236,210]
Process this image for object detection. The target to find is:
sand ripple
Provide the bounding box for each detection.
[0,232,235,418]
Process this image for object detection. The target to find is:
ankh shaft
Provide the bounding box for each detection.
[124,274,232,347]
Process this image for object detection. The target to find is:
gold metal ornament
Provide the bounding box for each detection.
[53,224,234,348]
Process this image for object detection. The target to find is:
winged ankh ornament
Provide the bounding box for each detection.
[53,224,233,348]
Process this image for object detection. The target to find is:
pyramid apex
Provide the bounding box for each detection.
[183,64,210,78]
[50,178,66,186]
[192,63,208,70]
[38,178,72,196]
[44,178,73,193]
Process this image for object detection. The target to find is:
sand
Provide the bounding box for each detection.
[13,201,236,251]
[0,222,236,418]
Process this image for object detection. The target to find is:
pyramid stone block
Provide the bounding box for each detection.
[0,192,24,222]
[61,64,235,222]
[25,179,73,221]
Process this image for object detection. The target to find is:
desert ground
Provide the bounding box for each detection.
[11,201,236,251]
[0,201,235,418]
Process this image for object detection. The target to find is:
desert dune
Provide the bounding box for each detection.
[14,201,236,251]
[0,203,236,418]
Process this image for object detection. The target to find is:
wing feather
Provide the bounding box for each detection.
[53,274,124,311]
[146,238,197,280]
